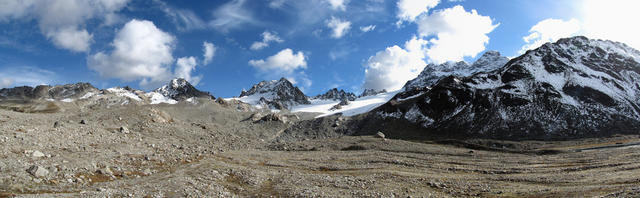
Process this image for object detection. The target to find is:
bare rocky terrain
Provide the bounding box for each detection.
[2,99,640,197]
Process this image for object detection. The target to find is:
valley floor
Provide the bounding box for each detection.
[1,102,640,197]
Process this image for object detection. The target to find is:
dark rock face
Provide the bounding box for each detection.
[366,36,640,140]
[359,89,387,98]
[314,88,356,101]
[240,78,310,109]
[0,83,98,100]
[153,78,214,101]
[329,99,350,111]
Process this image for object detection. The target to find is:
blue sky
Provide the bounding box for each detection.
[0,0,638,97]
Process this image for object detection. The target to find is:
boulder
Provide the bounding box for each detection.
[27,165,49,177]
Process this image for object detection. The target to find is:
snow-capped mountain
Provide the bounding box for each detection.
[365,36,640,140]
[313,88,356,101]
[403,50,509,92]
[150,78,214,102]
[236,78,310,110]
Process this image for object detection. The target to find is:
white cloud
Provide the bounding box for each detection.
[249,48,307,74]
[580,0,640,50]
[396,0,439,24]
[517,0,640,54]
[417,5,498,63]
[327,0,349,11]
[249,48,310,90]
[46,27,93,52]
[326,16,351,39]
[250,31,284,50]
[88,19,175,89]
[175,56,202,85]
[363,36,428,91]
[0,66,58,88]
[0,0,129,52]
[519,18,580,54]
[360,25,376,32]
[209,0,257,32]
[202,41,216,65]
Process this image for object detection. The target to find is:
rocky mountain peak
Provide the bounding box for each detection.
[471,50,509,69]
[314,88,356,101]
[402,51,509,92]
[238,78,310,110]
[153,78,213,101]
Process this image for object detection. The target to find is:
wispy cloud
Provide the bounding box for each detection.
[0,66,59,88]
[154,0,207,31]
[208,0,259,32]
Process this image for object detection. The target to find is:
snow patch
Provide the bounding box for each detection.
[79,92,100,99]
[106,88,142,101]
[292,90,401,118]
[146,92,178,104]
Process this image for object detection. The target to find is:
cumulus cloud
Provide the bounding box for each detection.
[88,19,175,88]
[249,48,307,74]
[326,16,351,39]
[396,0,439,24]
[202,41,216,65]
[519,18,580,54]
[250,31,284,50]
[580,0,640,50]
[518,0,640,54]
[0,0,129,52]
[363,37,428,91]
[417,5,498,63]
[209,0,257,32]
[47,27,93,52]
[0,66,58,88]
[175,56,202,85]
[360,25,376,32]
[249,48,310,89]
[327,0,349,11]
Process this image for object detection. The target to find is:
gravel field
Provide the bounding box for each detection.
[1,100,640,197]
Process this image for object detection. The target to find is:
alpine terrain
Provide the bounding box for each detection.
[2,36,640,197]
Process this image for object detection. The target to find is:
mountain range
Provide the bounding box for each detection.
[2,36,640,140]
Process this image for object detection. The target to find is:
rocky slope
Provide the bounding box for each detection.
[363,36,640,140]
[359,89,387,97]
[0,83,99,100]
[237,78,310,109]
[313,88,356,101]
[0,78,213,109]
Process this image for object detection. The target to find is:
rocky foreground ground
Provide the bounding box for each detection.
[1,100,640,197]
